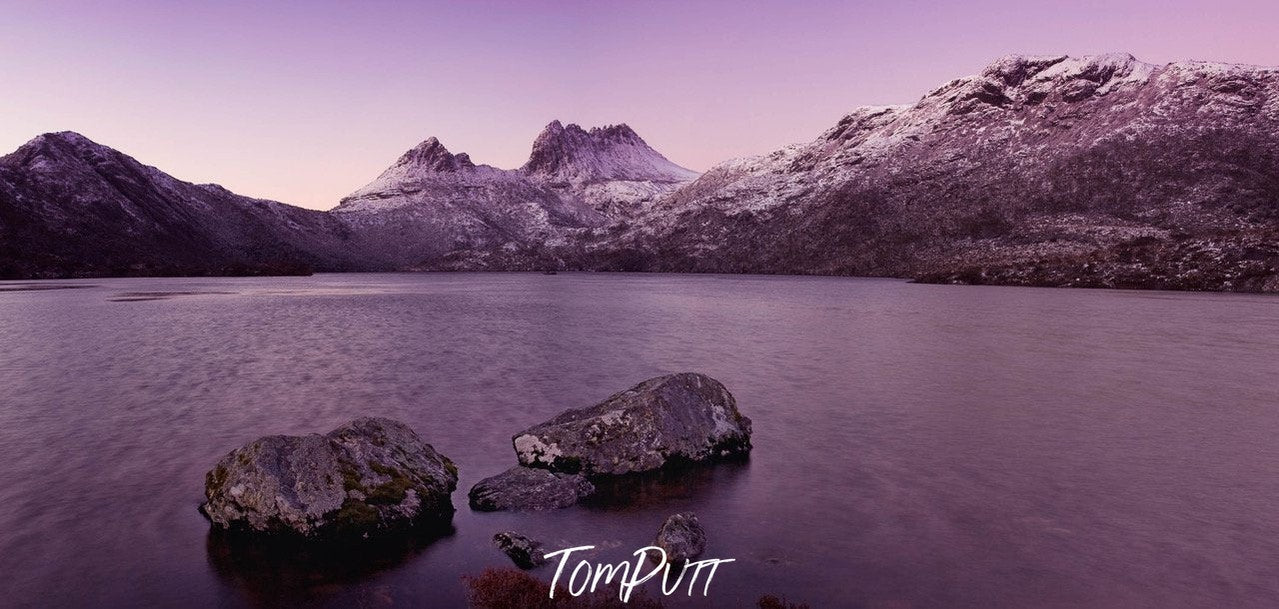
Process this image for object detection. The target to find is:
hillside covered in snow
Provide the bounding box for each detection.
[562,54,1279,292]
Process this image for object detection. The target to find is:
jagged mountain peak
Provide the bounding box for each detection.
[337,136,495,212]
[390,136,476,173]
[522,120,696,185]
[529,120,642,153]
[588,123,642,142]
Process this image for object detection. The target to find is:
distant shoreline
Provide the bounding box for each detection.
[3,269,1277,296]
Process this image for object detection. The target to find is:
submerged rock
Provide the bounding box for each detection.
[493,531,547,569]
[513,372,752,476]
[200,417,458,538]
[468,466,595,511]
[654,512,707,564]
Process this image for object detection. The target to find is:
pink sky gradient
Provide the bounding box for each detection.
[3,0,1278,210]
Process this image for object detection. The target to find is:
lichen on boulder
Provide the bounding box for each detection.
[200,417,458,538]
[513,372,752,476]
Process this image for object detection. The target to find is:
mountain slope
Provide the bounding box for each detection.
[0,132,358,278]
[587,54,1279,291]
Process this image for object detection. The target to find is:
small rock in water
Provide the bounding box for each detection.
[200,417,458,538]
[513,372,752,476]
[468,466,595,511]
[493,531,547,569]
[654,512,707,564]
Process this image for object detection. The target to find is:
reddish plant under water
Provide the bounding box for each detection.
[463,568,812,609]
[463,567,664,609]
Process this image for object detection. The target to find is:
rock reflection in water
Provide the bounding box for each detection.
[582,458,752,512]
[206,523,455,606]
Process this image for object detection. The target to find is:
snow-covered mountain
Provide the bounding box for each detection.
[4,54,1278,291]
[333,121,696,268]
[333,136,603,267]
[579,53,1279,291]
[521,121,699,217]
[0,132,357,278]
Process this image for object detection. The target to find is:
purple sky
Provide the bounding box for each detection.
[3,0,1278,210]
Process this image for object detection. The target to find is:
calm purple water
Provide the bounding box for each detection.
[1,273,1277,608]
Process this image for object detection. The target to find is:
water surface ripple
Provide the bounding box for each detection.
[1,273,1277,608]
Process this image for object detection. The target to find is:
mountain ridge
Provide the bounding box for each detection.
[567,52,1279,291]
[3,53,1278,291]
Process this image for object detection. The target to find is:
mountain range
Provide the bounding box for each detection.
[2,53,1277,291]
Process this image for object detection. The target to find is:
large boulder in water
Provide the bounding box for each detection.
[200,417,458,537]
[468,466,595,511]
[513,373,752,476]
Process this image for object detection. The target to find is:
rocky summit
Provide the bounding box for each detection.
[200,417,458,538]
[5,53,1279,291]
[512,372,753,476]
[522,121,700,217]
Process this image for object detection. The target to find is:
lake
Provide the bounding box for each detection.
[1,273,1277,608]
